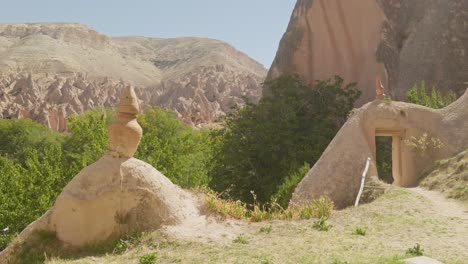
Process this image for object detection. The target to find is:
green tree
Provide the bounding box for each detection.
[136,107,213,187]
[62,108,113,173]
[209,75,361,204]
[0,145,65,250]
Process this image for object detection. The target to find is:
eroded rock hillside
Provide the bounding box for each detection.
[268,0,468,103]
[0,23,266,129]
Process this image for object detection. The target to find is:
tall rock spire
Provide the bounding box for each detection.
[108,85,142,158]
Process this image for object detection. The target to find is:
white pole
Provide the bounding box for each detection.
[355,157,371,207]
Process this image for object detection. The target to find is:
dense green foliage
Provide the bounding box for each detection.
[0,109,110,250]
[209,75,361,204]
[407,81,457,109]
[272,162,311,207]
[136,108,214,187]
[0,107,212,250]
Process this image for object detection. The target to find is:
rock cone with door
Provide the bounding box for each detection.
[291,88,468,209]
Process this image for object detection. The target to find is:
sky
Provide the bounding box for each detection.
[1,0,297,68]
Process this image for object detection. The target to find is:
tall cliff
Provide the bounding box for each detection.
[0,23,267,129]
[268,0,468,103]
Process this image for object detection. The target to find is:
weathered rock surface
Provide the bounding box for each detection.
[268,0,468,103]
[404,256,444,264]
[0,23,266,128]
[292,89,468,209]
[0,82,201,259]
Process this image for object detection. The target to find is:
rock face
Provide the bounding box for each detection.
[268,0,468,103]
[0,23,266,128]
[0,86,201,251]
[291,89,468,209]
[108,86,143,158]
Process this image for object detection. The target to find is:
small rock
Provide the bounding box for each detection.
[404,256,444,264]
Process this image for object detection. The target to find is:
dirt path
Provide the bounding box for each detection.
[408,187,468,221]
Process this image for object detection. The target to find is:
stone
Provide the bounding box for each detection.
[404,256,444,264]
[108,86,142,158]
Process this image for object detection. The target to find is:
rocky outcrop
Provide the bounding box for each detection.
[0,87,201,259]
[0,23,266,128]
[268,0,468,103]
[376,0,468,100]
[291,89,468,209]
[0,70,260,130]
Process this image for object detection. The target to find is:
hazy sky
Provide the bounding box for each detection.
[2,0,297,67]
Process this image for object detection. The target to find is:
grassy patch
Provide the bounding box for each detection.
[312,217,330,231]
[7,188,468,264]
[10,230,145,263]
[420,150,468,201]
[353,227,367,236]
[233,234,249,244]
[259,225,273,234]
[139,252,159,264]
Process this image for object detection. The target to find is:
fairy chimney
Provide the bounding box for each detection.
[108,85,142,158]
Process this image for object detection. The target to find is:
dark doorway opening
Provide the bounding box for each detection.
[376,136,393,184]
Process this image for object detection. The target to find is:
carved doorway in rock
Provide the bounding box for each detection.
[375,129,404,186]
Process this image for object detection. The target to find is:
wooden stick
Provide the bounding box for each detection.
[355,157,371,207]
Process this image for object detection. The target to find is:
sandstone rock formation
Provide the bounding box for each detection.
[0,23,266,128]
[0,86,201,254]
[291,88,468,209]
[268,0,468,103]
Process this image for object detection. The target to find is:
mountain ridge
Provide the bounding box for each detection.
[0,23,267,129]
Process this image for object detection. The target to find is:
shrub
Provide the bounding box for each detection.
[113,239,130,254]
[273,162,311,208]
[403,133,445,157]
[136,107,214,188]
[354,227,367,236]
[407,81,457,109]
[233,234,249,244]
[259,225,273,233]
[139,252,159,264]
[310,196,334,218]
[313,217,330,231]
[210,75,361,205]
[406,243,424,256]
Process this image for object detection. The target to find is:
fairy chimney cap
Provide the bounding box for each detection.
[119,85,139,114]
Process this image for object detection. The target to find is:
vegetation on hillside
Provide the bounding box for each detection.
[407,81,457,109]
[420,149,468,201]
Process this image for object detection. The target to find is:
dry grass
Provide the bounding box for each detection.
[203,188,334,221]
[420,149,468,201]
[12,187,467,264]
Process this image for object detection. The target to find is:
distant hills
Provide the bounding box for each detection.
[0,23,267,129]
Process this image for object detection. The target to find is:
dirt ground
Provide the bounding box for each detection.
[45,187,468,264]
